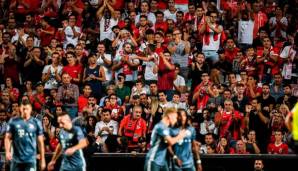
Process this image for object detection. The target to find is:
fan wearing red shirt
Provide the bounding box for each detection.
[104,94,124,122]
[78,84,92,113]
[192,72,213,112]
[224,38,239,63]
[62,51,82,84]
[118,105,147,151]
[240,46,257,77]
[9,0,41,14]
[184,4,196,21]
[256,37,281,83]
[214,99,244,141]
[230,139,250,154]
[154,32,167,54]
[155,11,168,33]
[252,2,268,39]
[157,51,175,99]
[267,130,288,154]
[39,17,56,47]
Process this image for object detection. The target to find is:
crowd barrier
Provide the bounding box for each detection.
[1,153,298,171]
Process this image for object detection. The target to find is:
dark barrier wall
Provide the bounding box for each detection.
[2,153,298,171]
[60,153,298,171]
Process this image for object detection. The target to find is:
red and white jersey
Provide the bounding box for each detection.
[267,142,288,154]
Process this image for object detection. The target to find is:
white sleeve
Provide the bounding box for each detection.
[42,65,49,74]
[94,122,100,136]
[113,121,118,135]
[280,46,289,59]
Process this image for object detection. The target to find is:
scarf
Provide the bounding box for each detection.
[204,24,219,45]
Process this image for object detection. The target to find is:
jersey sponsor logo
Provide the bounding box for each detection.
[18,129,25,138]
[16,124,21,128]
[68,133,74,139]
[163,129,169,136]
[29,124,35,130]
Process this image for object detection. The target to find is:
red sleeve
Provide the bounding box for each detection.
[256,49,263,57]
[141,119,147,136]
[119,115,129,129]
[282,144,289,154]
[267,143,273,154]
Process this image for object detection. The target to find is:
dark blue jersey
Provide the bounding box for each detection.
[6,116,43,163]
[170,126,196,168]
[145,121,170,167]
[59,126,86,171]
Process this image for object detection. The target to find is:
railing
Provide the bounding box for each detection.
[1,153,298,171]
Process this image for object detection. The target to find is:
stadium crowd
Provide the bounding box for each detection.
[0,0,298,163]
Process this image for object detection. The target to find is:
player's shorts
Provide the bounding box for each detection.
[10,162,36,171]
[144,160,169,171]
[60,168,85,171]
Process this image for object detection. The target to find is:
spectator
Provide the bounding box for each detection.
[96,42,113,85]
[267,130,288,154]
[167,28,191,80]
[23,47,45,84]
[112,42,140,87]
[214,99,244,141]
[56,72,79,119]
[62,51,82,84]
[135,1,156,25]
[190,52,209,91]
[231,139,249,154]
[42,114,55,152]
[246,98,270,153]
[78,84,92,113]
[200,133,216,154]
[3,77,19,102]
[200,11,224,64]
[63,14,82,48]
[270,73,284,101]
[94,108,118,142]
[193,72,214,113]
[104,94,124,122]
[200,108,217,137]
[31,81,46,113]
[168,91,186,110]
[238,9,254,48]
[254,159,265,171]
[82,96,100,117]
[96,0,117,41]
[157,51,175,100]
[216,136,232,154]
[244,130,261,154]
[118,105,147,152]
[41,52,63,93]
[83,54,106,98]
[252,2,268,39]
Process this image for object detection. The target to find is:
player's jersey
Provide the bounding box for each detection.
[6,116,43,163]
[59,126,86,170]
[145,121,170,166]
[170,126,196,168]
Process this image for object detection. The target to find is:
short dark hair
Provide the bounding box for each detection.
[102,108,111,114]
[20,99,32,106]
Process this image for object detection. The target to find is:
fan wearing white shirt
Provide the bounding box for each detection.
[168,92,187,110]
[63,15,81,49]
[135,1,156,25]
[96,42,113,85]
[96,0,118,41]
[94,108,118,142]
[173,64,186,94]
